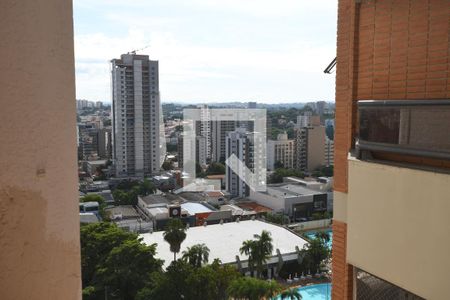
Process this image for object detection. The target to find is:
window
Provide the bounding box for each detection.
[358,100,450,161]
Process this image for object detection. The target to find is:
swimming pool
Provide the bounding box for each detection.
[304,229,333,249]
[276,283,332,300]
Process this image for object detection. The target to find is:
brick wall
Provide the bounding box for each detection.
[334,0,357,193]
[334,0,450,192]
[332,220,353,300]
[333,1,450,298]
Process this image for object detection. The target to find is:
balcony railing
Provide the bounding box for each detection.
[357,100,450,160]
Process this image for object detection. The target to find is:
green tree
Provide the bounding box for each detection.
[265,213,290,225]
[163,218,187,261]
[240,240,256,275]
[182,243,210,268]
[103,119,111,126]
[80,194,108,220]
[138,259,241,300]
[80,223,138,293]
[316,231,330,243]
[138,260,193,300]
[227,277,280,300]
[206,162,225,175]
[162,161,174,171]
[240,230,274,278]
[312,165,333,178]
[95,239,162,300]
[185,263,219,300]
[274,160,284,169]
[268,168,305,184]
[266,280,283,300]
[210,260,241,300]
[253,230,274,278]
[139,178,156,195]
[112,179,155,206]
[303,237,330,274]
[80,194,105,205]
[281,288,302,300]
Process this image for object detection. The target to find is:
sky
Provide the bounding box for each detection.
[74,0,338,104]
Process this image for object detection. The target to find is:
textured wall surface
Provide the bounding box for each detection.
[347,159,450,299]
[332,220,353,300]
[0,0,81,299]
[334,0,450,193]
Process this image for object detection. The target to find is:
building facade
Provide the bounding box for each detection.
[111,53,161,177]
[332,1,450,299]
[294,126,326,173]
[324,136,334,167]
[212,120,237,163]
[225,128,251,198]
[267,132,294,170]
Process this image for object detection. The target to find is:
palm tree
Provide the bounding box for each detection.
[265,280,282,300]
[316,231,330,243]
[280,288,302,300]
[228,277,274,300]
[240,230,274,279]
[182,243,210,268]
[240,240,256,275]
[253,230,273,278]
[163,218,187,261]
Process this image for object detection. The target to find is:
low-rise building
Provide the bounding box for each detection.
[202,190,226,205]
[105,205,153,233]
[80,213,100,224]
[140,220,309,277]
[248,184,332,221]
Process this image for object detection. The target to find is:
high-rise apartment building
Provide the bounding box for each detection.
[316,101,326,116]
[225,128,252,198]
[294,126,326,173]
[324,136,334,167]
[198,104,211,160]
[195,136,208,167]
[296,112,321,129]
[97,128,112,159]
[332,1,450,299]
[111,53,161,177]
[212,120,237,163]
[267,132,294,170]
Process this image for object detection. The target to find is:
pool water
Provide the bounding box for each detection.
[276,283,332,300]
[304,229,333,249]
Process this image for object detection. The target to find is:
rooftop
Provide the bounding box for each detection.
[87,160,108,166]
[140,194,181,206]
[140,220,308,268]
[266,184,325,198]
[105,205,140,219]
[204,191,225,197]
[79,213,99,223]
[235,202,273,213]
[181,202,213,215]
[205,174,225,180]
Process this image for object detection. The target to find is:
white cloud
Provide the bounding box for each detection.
[73,0,337,102]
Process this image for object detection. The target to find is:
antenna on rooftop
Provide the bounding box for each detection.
[129,45,150,55]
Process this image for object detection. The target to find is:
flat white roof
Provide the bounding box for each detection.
[140,220,308,268]
[181,202,212,215]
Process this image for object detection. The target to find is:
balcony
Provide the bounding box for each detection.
[356,100,450,169]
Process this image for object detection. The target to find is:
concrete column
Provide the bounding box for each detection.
[0,0,81,299]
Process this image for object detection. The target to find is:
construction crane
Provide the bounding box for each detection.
[128,45,150,55]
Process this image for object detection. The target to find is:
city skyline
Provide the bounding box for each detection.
[74,0,338,103]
